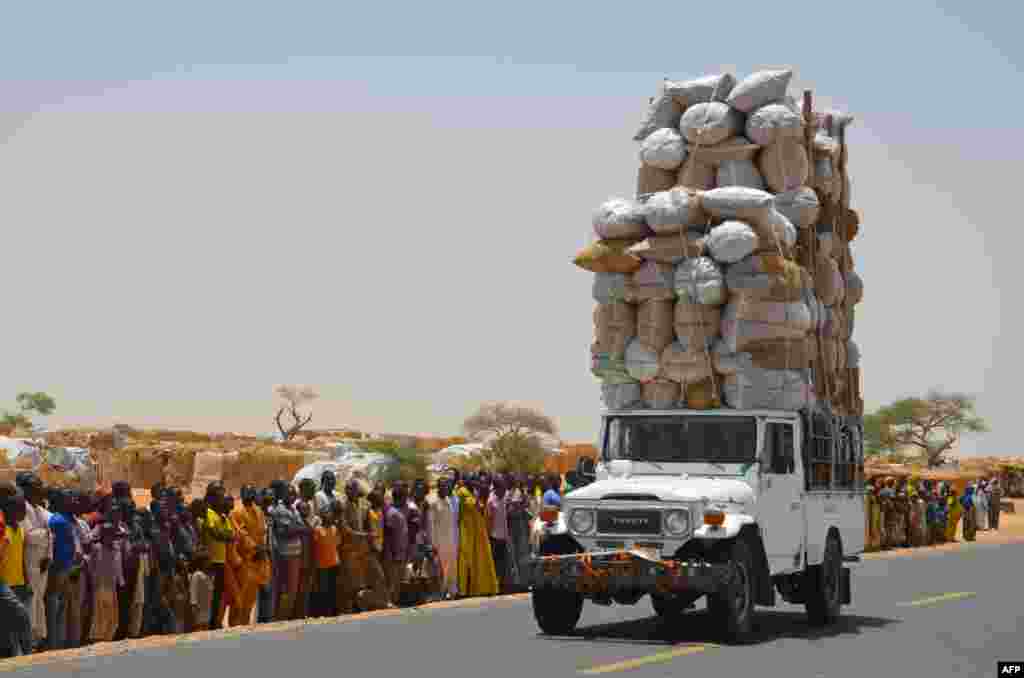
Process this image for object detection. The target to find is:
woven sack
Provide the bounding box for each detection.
[674,301,720,349]
[593,198,650,240]
[601,382,643,410]
[573,239,643,274]
[640,128,687,170]
[664,73,736,108]
[628,261,676,302]
[674,256,726,305]
[643,379,682,409]
[628,232,705,264]
[745,101,804,146]
[759,139,809,193]
[625,338,662,383]
[727,69,793,113]
[645,188,707,233]
[689,137,760,166]
[716,158,766,190]
[684,378,720,410]
[774,187,820,230]
[637,164,678,197]
[593,302,637,357]
[661,341,715,383]
[676,155,716,191]
[679,102,744,146]
[706,221,758,264]
[636,300,676,353]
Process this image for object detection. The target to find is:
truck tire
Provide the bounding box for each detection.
[532,587,583,636]
[805,532,842,627]
[707,539,756,643]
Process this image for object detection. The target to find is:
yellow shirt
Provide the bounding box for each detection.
[0,525,26,586]
[203,509,233,565]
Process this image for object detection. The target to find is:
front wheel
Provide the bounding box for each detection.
[707,539,756,644]
[532,587,583,636]
[805,533,842,627]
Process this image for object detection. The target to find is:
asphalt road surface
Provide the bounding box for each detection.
[7,542,1023,678]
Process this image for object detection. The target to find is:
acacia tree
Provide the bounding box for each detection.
[463,401,558,474]
[872,391,988,467]
[274,385,318,441]
[2,391,57,431]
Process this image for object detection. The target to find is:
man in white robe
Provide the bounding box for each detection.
[17,473,52,646]
[428,478,459,599]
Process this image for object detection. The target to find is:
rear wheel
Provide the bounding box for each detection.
[805,533,842,626]
[707,539,756,643]
[532,587,583,635]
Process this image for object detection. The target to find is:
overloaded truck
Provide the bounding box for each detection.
[523,408,864,643]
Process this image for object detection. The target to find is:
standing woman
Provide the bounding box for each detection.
[960,484,977,542]
[455,480,498,599]
[201,483,235,630]
[975,480,989,531]
[230,486,270,627]
[945,486,962,543]
[267,481,307,621]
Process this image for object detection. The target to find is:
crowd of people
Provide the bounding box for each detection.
[0,469,567,658]
[866,475,1004,550]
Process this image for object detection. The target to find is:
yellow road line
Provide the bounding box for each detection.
[580,644,715,674]
[899,591,976,607]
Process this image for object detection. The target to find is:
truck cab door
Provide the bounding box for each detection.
[758,420,804,574]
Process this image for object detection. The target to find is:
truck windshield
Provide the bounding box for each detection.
[604,416,756,464]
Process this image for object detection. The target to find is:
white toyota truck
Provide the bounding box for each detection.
[523,407,865,643]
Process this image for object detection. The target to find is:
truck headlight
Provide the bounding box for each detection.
[664,509,690,536]
[569,508,596,535]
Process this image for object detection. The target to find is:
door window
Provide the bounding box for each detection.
[764,422,795,474]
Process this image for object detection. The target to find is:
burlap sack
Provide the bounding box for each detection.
[601,382,643,410]
[638,164,678,197]
[716,158,766,190]
[664,73,736,108]
[594,302,637,357]
[745,101,804,146]
[674,301,720,349]
[817,230,837,260]
[674,256,726,305]
[628,261,676,302]
[711,339,751,377]
[689,137,760,166]
[814,256,843,307]
[676,155,716,191]
[644,188,707,233]
[813,153,840,199]
[591,350,634,385]
[725,254,805,302]
[774,187,820,230]
[706,221,758,264]
[727,69,793,113]
[594,198,650,240]
[643,379,682,409]
[841,207,860,241]
[721,297,812,351]
[679,102,744,146]
[845,306,856,339]
[821,307,843,338]
[625,338,662,383]
[821,337,840,374]
[628,232,705,264]
[740,337,813,370]
[640,128,687,170]
[637,300,676,353]
[573,239,643,274]
[661,341,715,383]
[684,378,720,410]
[839,242,855,274]
[722,368,812,410]
[759,139,809,193]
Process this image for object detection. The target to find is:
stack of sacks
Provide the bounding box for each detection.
[575,67,862,415]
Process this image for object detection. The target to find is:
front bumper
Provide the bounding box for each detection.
[523,550,730,597]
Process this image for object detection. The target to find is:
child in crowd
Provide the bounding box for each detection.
[189,554,213,633]
[90,523,124,643]
[312,505,340,617]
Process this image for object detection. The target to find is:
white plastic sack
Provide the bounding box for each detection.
[727,69,794,113]
[720,299,812,352]
[706,221,758,264]
[633,89,683,142]
[630,262,677,302]
[847,339,861,368]
[722,367,813,410]
[701,186,775,226]
[593,272,631,304]
[601,382,643,410]
[765,210,798,249]
[593,198,650,240]
[674,256,726,305]
[745,102,804,146]
[774,187,820,230]
[716,159,765,190]
[625,338,661,383]
[679,102,744,146]
[711,339,752,377]
[640,128,688,170]
[664,73,736,107]
[644,188,706,233]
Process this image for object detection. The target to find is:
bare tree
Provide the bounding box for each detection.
[274,385,318,441]
[463,401,559,474]
[875,390,989,467]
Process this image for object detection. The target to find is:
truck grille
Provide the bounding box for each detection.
[596,509,662,535]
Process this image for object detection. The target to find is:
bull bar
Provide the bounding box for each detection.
[523,550,731,596]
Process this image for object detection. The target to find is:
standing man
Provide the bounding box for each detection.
[47,490,77,650]
[487,477,510,593]
[1,492,33,657]
[230,486,270,627]
[201,483,234,629]
[315,471,341,518]
[16,473,50,648]
[267,481,306,621]
[429,478,459,600]
[381,483,409,606]
[989,477,1003,530]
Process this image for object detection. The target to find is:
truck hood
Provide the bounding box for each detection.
[566,475,755,506]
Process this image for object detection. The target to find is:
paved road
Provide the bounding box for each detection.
[7,542,1023,678]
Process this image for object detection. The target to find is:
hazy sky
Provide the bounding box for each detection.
[1,1,1018,454]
